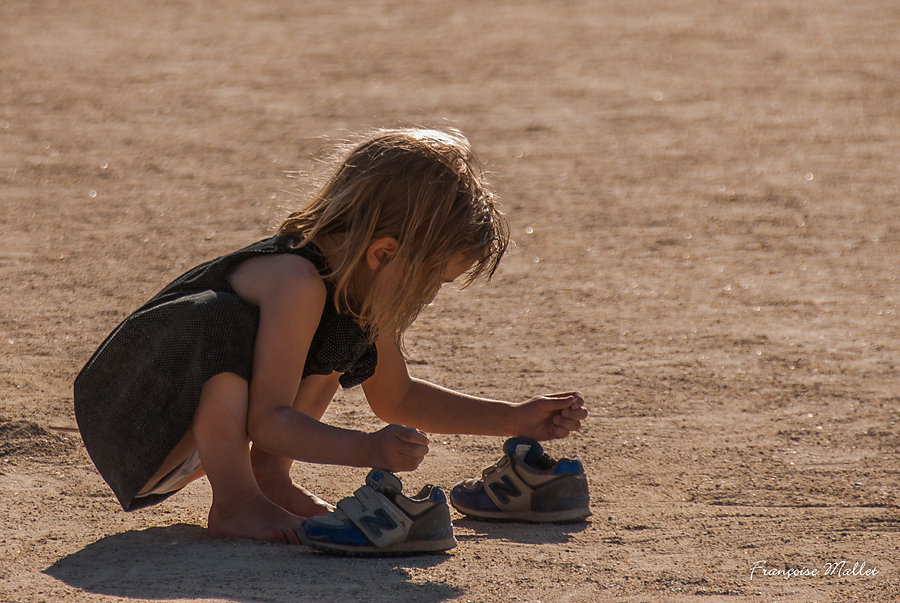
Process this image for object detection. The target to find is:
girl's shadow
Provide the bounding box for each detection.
[44,524,459,603]
[453,517,591,545]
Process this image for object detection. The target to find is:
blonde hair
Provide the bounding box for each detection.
[279,128,509,345]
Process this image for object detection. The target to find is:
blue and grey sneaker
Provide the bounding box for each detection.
[450,437,591,523]
[298,469,457,556]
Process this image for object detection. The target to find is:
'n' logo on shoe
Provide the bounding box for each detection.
[488,475,521,504]
[358,508,398,538]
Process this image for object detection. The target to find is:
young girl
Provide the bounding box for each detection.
[74,128,586,544]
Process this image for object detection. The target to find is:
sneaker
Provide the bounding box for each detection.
[450,437,591,523]
[298,469,457,556]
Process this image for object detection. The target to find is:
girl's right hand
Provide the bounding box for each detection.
[366,424,429,472]
[511,391,587,441]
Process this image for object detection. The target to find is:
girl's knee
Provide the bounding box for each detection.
[195,372,250,432]
[202,372,249,395]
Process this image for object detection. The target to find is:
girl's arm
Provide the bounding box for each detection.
[230,254,426,470]
[362,338,586,440]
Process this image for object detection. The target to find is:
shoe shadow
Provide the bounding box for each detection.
[452,517,591,544]
[44,523,461,603]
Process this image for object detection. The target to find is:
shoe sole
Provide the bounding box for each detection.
[299,532,457,556]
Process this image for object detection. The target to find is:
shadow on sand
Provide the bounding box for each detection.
[453,517,592,544]
[45,523,460,602]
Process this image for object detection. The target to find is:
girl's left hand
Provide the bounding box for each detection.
[511,391,587,441]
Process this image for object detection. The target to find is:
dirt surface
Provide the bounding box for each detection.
[2,1,898,601]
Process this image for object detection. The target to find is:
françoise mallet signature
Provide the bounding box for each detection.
[750,560,879,580]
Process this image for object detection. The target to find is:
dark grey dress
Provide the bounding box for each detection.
[73,236,377,510]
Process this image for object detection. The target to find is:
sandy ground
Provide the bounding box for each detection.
[1,1,898,601]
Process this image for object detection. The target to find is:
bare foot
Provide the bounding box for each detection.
[207,489,305,544]
[251,448,334,518]
[255,473,335,518]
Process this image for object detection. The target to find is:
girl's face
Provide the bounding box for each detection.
[424,254,477,305]
[374,252,475,307]
[441,254,476,286]
[362,237,474,289]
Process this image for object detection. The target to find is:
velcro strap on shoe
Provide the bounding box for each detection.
[482,461,533,512]
[337,485,413,548]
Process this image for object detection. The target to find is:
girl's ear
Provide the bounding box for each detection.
[365,236,399,270]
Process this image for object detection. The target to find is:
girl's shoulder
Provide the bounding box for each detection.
[227,238,327,308]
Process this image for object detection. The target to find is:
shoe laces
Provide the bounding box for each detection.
[481,455,510,479]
